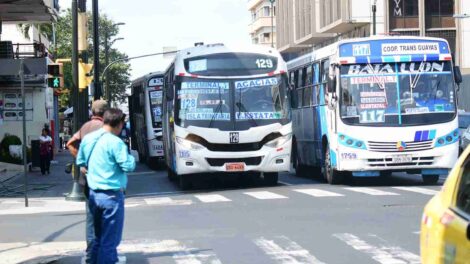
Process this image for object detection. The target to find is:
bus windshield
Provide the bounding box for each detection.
[175,75,290,131]
[339,61,456,126]
[149,90,163,128]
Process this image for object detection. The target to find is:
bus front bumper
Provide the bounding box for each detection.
[336,143,458,176]
[174,140,292,175]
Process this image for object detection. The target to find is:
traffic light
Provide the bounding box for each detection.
[47,63,64,88]
[79,62,94,91]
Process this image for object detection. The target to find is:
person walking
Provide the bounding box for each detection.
[66,99,108,263]
[76,108,136,264]
[39,128,52,175]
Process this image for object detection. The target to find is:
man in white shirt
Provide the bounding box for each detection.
[39,128,52,175]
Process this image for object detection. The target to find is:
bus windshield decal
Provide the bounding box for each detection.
[236,112,283,120]
[181,82,229,89]
[182,112,230,121]
[235,77,278,89]
[346,62,446,75]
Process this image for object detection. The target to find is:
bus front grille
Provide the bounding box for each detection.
[367,140,433,152]
[206,157,263,167]
[367,156,434,167]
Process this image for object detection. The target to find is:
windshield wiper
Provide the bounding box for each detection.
[208,86,224,129]
[236,101,258,127]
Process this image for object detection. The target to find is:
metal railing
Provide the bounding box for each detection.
[0,42,49,59]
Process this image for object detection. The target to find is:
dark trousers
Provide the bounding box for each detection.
[39,154,50,175]
[88,189,125,264]
[85,195,95,264]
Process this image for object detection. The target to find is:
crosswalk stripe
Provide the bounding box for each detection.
[344,187,399,196]
[254,236,325,264]
[334,233,420,264]
[195,194,231,203]
[392,187,439,195]
[244,191,288,200]
[294,188,344,197]
[144,197,193,206]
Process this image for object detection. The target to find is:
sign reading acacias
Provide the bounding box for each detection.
[235,78,278,89]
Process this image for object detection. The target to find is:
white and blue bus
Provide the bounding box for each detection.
[287,36,462,184]
[162,43,292,189]
[129,72,165,167]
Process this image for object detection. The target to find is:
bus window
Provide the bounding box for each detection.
[301,67,307,88]
[306,65,313,86]
[303,86,312,107]
[289,71,295,87]
[321,60,329,83]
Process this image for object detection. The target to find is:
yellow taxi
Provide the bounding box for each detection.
[421,146,470,263]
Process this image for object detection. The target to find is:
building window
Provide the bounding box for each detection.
[263,6,270,17]
[425,0,455,29]
[389,0,419,29]
[263,33,270,43]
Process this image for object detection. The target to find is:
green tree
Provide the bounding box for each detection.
[55,9,131,107]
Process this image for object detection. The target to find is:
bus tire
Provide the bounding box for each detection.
[167,167,177,182]
[324,145,343,185]
[264,172,278,186]
[292,143,306,177]
[422,175,439,185]
[179,174,191,190]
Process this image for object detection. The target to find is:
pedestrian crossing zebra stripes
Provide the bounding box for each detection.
[1,233,421,264]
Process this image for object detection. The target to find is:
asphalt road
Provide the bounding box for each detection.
[0,161,444,264]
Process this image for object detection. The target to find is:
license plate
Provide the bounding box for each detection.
[225,163,245,172]
[390,155,412,163]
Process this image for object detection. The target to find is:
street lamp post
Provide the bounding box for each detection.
[372,0,377,35]
[104,22,125,104]
[270,0,275,48]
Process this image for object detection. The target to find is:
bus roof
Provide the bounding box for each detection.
[287,36,452,69]
[166,43,286,75]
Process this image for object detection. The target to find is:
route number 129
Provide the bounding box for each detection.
[255,59,273,69]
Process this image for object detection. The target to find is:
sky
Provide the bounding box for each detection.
[60,0,252,79]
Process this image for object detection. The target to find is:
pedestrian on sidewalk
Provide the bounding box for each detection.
[39,128,52,176]
[66,99,108,264]
[76,108,136,264]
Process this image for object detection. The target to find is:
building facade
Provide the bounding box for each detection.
[248,0,277,47]
[276,0,470,74]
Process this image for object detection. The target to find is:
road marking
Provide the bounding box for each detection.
[254,236,325,264]
[244,191,288,200]
[0,239,221,264]
[278,181,293,186]
[144,197,193,206]
[293,188,344,197]
[392,187,439,195]
[344,187,399,196]
[334,233,420,264]
[194,194,231,203]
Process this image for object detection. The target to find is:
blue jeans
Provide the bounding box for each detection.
[88,189,125,264]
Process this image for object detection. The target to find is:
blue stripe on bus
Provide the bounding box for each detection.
[421,130,429,141]
[429,129,436,140]
[414,131,422,142]
[341,72,452,78]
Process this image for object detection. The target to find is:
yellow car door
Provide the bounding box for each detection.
[442,156,470,263]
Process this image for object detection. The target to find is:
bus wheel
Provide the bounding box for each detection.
[264,172,279,186]
[324,145,343,185]
[292,146,306,177]
[167,167,177,182]
[179,174,191,190]
[422,175,439,185]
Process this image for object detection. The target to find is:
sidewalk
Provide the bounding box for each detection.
[1,151,76,199]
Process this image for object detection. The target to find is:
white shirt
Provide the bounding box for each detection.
[39,135,52,143]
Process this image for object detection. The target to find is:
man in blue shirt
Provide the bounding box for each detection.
[77,108,136,264]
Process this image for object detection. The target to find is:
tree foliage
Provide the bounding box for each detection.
[55,9,131,107]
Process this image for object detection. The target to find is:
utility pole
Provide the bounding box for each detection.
[92,0,101,100]
[372,0,377,35]
[66,0,84,201]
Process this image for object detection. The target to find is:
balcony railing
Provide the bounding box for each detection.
[0,42,49,59]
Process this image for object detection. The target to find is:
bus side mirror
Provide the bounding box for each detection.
[454,66,463,85]
[467,224,470,241]
[327,76,336,94]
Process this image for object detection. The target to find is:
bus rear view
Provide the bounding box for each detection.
[163,43,292,189]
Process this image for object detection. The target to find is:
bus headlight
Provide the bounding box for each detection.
[265,134,292,148]
[338,134,367,150]
[435,129,459,148]
[176,137,204,150]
